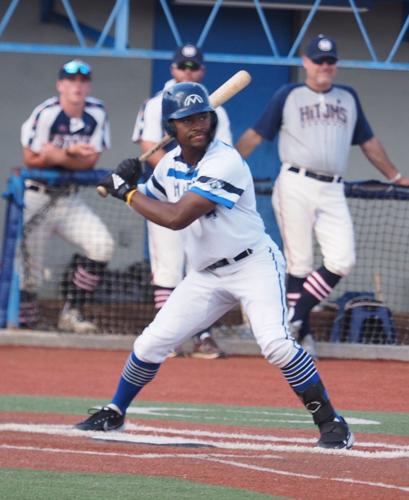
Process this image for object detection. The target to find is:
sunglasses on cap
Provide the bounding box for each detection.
[176,61,201,71]
[61,60,92,77]
[312,56,337,66]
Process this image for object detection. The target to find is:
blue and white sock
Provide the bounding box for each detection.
[111,352,160,415]
[280,347,320,393]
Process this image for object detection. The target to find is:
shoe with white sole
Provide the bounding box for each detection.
[317,416,355,449]
[74,406,125,431]
[58,306,97,334]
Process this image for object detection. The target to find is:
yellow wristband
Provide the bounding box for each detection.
[126,188,137,205]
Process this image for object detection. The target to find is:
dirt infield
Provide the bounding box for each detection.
[1,346,408,499]
[1,346,408,411]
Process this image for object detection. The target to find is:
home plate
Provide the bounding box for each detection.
[92,433,215,448]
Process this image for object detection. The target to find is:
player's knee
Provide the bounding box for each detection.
[324,254,355,277]
[88,233,115,263]
[133,326,174,364]
[261,336,298,367]
[287,263,313,278]
[153,270,183,289]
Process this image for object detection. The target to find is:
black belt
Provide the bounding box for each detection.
[25,182,77,195]
[207,249,253,271]
[288,166,342,183]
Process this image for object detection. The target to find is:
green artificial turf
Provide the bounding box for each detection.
[0,469,287,500]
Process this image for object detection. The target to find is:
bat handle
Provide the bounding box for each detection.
[96,185,108,198]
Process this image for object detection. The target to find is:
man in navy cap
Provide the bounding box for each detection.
[236,34,409,358]
[132,43,232,359]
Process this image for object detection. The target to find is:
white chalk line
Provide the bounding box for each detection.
[127,407,380,426]
[1,423,408,458]
[1,443,408,494]
[198,456,409,493]
[125,423,409,450]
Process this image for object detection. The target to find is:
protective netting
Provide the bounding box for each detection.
[1,173,408,344]
[313,181,409,345]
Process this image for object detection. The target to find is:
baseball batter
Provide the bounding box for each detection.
[20,59,114,333]
[132,43,232,358]
[75,82,354,450]
[236,34,409,357]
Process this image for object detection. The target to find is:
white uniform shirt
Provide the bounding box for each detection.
[21,96,110,155]
[144,139,272,271]
[132,79,232,146]
[254,83,373,176]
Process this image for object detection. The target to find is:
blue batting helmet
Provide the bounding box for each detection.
[162,82,217,136]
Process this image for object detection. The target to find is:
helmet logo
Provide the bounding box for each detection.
[184,94,204,106]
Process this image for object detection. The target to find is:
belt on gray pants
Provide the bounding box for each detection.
[288,166,342,183]
[25,180,78,195]
[206,249,253,271]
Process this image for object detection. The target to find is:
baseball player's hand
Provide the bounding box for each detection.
[67,143,97,157]
[395,175,409,187]
[115,158,142,186]
[97,172,133,201]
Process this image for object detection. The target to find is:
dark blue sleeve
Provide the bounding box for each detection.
[252,84,297,141]
[339,85,374,145]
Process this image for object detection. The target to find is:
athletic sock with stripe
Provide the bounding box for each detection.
[111,352,160,415]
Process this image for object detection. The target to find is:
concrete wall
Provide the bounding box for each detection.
[0,1,407,226]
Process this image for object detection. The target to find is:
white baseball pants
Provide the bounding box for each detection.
[272,167,355,278]
[133,245,299,367]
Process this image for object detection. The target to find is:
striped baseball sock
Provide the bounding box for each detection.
[153,286,174,310]
[287,274,311,341]
[290,266,341,323]
[111,352,160,415]
[280,347,320,392]
[63,256,106,309]
[286,274,305,308]
[281,348,337,425]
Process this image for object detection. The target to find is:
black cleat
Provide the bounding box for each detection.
[74,406,125,432]
[317,416,354,449]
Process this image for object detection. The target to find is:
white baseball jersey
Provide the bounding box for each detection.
[145,139,272,271]
[132,79,232,146]
[18,96,114,292]
[254,83,373,176]
[21,96,110,157]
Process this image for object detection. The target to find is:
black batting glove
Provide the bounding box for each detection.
[97,172,133,202]
[115,158,142,186]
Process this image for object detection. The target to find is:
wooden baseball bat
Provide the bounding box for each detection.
[96,70,251,198]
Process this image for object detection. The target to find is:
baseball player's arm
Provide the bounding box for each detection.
[129,191,216,230]
[235,128,264,158]
[23,144,99,171]
[360,137,409,186]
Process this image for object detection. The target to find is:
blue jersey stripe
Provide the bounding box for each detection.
[167,168,198,180]
[197,176,244,196]
[190,186,234,208]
